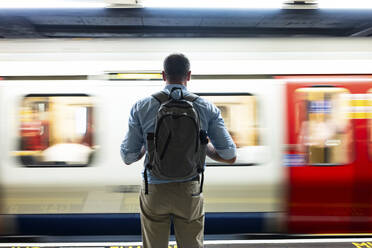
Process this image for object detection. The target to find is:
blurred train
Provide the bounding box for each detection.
[0,38,372,235]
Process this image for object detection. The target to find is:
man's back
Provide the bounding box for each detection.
[120,53,236,248]
[121,84,236,183]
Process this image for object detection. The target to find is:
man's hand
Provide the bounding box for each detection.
[206,143,236,164]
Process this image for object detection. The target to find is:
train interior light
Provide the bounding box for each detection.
[107,72,163,80]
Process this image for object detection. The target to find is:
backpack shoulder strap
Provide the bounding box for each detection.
[152,91,169,104]
[184,92,199,102]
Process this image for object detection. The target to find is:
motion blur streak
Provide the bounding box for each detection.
[0,38,371,236]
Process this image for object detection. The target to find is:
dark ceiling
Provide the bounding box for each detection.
[1,8,372,38]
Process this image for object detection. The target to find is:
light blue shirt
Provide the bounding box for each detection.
[120,84,236,184]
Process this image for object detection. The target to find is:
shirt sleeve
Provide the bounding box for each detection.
[120,102,144,165]
[207,104,237,160]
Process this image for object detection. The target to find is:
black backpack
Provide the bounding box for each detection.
[145,88,208,194]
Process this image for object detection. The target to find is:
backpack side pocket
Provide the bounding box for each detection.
[146,133,155,167]
[144,133,155,195]
[198,130,208,168]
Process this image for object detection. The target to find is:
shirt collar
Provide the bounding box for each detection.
[163,84,187,92]
[163,84,188,100]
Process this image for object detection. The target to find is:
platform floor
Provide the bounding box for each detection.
[0,236,371,248]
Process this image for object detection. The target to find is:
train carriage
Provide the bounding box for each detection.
[0,38,371,235]
[283,76,372,233]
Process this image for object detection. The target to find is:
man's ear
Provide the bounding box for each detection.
[186,71,191,81]
[162,71,166,82]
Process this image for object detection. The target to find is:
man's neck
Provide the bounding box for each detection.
[166,82,187,86]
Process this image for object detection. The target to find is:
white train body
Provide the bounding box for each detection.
[0,38,371,234]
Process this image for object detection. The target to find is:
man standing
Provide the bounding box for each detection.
[120,53,236,248]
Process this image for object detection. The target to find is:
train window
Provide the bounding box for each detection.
[200,94,261,165]
[15,94,95,167]
[294,87,353,165]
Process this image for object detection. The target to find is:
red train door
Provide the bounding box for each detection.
[280,75,372,234]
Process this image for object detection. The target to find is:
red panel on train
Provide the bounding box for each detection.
[279,75,372,233]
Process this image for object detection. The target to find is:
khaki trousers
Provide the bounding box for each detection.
[140,180,204,248]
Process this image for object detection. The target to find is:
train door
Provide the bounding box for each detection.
[281,75,372,233]
[188,79,285,233]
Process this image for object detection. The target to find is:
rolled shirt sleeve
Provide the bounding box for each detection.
[207,105,237,160]
[120,102,144,165]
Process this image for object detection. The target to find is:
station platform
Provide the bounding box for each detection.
[0,235,371,248]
